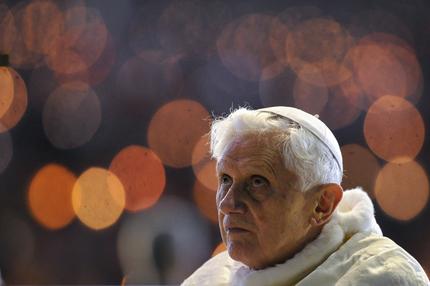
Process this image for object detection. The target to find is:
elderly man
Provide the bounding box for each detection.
[182,106,429,286]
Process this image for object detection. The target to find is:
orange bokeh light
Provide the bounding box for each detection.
[42,81,101,149]
[293,73,328,115]
[191,134,218,191]
[46,6,108,75]
[28,163,76,229]
[110,145,166,212]
[364,95,424,163]
[0,67,28,133]
[72,167,125,230]
[345,43,408,105]
[147,99,210,168]
[375,160,429,221]
[286,17,353,87]
[21,0,64,55]
[0,67,14,118]
[217,14,284,81]
[341,144,380,196]
[193,180,218,224]
[212,242,227,257]
[0,3,16,55]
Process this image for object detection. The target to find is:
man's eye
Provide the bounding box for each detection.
[220,174,232,185]
[250,176,268,188]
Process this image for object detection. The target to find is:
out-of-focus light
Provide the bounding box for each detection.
[56,32,116,87]
[286,18,353,87]
[217,14,284,81]
[358,33,423,104]
[364,95,424,163]
[191,134,217,191]
[0,127,12,174]
[72,167,125,230]
[259,67,296,108]
[0,67,28,133]
[212,242,226,257]
[27,163,76,229]
[292,73,328,115]
[0,3,16,55]
[21,0,63,56]
[375,160,429,221]
[157,0,231,56]
[116,53,183,105]
[110,145,166,212]
[46,6,108,75]
[148,99,210,168]
[193,180,218,224]
[341,144,380,196]
[271,6,322,65]
[344,43,407,105]
[42,81,101,149]
[117,196,211,284]
[0,66,14,118]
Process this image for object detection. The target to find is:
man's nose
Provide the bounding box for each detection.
[218,184,246,215]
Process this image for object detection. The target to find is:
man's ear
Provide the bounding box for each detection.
[310,184,343,226]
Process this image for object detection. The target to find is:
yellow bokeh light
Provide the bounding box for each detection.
[72,167,125,230]
[110,145,166,212]
[364,95,424,163]
[375,160,429,221]
[28,163,76,229]
[191,134,218,191]
[147,99,210,168]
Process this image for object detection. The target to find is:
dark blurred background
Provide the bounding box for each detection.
[0,0,430,284]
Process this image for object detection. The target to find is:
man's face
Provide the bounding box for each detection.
[216,132,318,269]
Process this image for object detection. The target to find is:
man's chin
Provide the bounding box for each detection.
[226,241,260,268]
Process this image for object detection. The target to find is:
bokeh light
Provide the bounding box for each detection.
[21,0,64,56]
[0,67,28,133]
[193,180,217,224]
[110,145,166,212]
[117,196,211,284]
[364,95,424,163]
[0,127,12,174]
[191,134,217,191]
[286,17,353,87]
[9,1,45,69]
[345,43,408,106]
[72,167,125,230]
[217,14,284,81]
[27,163,76,230]
[212,242,226,257]
[0,66,14,118]
[375,160,429,221]
[46,6,108,75]
[42,81,101,149]
[148,99,210,168]
[292,73,328,115]
[341,144,381,196]
[116,53,183,104]
[0,3,16,55]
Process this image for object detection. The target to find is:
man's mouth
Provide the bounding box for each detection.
[225,226,250,234]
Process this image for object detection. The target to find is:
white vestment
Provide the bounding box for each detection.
[182,188,429,286]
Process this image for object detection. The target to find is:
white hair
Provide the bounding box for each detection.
[210,107,342,192]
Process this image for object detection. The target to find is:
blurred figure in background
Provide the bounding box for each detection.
[182,106,429,285]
